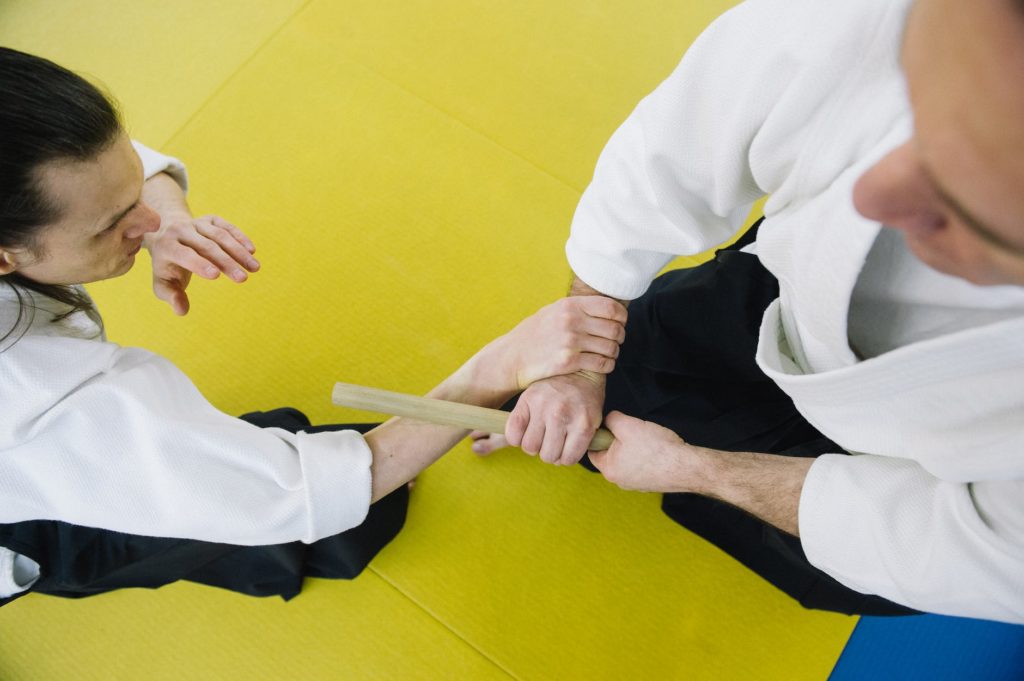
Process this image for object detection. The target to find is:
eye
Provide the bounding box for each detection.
[98,202,140,236]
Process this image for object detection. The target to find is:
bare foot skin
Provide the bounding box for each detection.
[469,430,510,456]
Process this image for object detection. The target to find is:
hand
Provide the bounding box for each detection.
[587,411,711,493]
[505,371,606,466]
[498,296,627,390]
[144,214,260,315]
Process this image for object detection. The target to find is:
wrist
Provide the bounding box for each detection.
[142,172,192,232]
[434,347,517,409]
[569,275,628,307]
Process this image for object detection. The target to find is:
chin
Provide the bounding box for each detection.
[108,255,137,279]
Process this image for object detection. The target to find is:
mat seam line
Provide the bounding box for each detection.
[158,3,586,200]
[369,565,522,681]
[159,0,318,150]
[326,49,586,197]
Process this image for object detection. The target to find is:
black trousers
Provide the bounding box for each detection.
[0,412,406,606]
[597,227,916,616]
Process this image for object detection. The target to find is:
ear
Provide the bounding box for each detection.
[0,249,21,275]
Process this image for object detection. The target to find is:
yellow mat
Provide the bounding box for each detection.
[0,2,856,679]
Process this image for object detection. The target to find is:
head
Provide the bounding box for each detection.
[0,47,160,311]
[853,0,1024,286]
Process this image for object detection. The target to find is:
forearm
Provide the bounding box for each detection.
[694,449,814,536]
[363,349,516,502]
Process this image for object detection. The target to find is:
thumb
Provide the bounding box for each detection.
[155,279,190,316]
[169,289,190,316]
[587,449,607,472]
[603,410,633,434]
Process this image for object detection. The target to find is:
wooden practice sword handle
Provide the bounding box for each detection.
[331,382,615,451]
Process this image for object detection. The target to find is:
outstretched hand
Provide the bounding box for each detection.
[145,214,259,315]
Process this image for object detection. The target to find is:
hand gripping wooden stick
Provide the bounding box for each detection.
[332,382,615,451]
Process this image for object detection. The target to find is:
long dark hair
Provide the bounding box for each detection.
[0,47,122,344]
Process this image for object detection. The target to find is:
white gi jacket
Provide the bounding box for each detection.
[566,0,1024,622]
[0,143,374,598]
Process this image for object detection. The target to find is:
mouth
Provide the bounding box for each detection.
[127,242,143,257]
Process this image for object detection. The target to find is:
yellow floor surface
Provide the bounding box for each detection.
[0,1,857,679]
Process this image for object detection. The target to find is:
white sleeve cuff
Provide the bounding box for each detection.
[799,453,1024,623]
[131,140,189,193]
[0,548,40,599]
[296,429,374,544]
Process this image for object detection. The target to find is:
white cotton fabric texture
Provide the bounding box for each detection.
[0,143,374,599]
[565,0,1024,622]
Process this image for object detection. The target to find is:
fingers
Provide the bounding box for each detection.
[505,400,530,449]
[519,405,549,457]
[576,295,628,324]
[169,289,189,316]
[153,278,190,316]
[560,425,594,466]
[188,219,260,281]
[506,377,604,466]
[209,216,256,254]
[602,410,635,434]
[537,418,568,465]
[580,315,627,344]
[161,242,223,280]
[575,333,621,361]
[155,217,260,283]
[575,352,616,375]
[469,431,509,456]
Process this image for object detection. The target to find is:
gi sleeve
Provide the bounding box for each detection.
[132,139,189,191]
[800,454,1024,624]
[0,335,373,546]
[565,0,902,300]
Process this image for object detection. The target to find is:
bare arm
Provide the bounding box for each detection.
[589,411,811,535]
[364,350,511,502]
[363,295,628,501]
[141,171,192,225]
[698,450,811,535]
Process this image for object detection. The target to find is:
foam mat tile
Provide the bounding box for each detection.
[0,573,509,680]
[1,1,856,679]
[0,0,307,147]
[371,445,854,680]
[293,0,741,191]
[87,21,585,425]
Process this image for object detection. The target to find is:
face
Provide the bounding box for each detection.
[853,0,1024,286]
[1,133,161,285]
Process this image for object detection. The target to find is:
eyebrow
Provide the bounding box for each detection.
[919,163,1024,256]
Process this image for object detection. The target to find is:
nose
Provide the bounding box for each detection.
[852,142,946,236]
[123,202,162,239]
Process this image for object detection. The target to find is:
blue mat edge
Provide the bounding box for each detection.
[829,613,1024,680]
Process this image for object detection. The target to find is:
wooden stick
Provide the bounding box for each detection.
[332,381,615,451]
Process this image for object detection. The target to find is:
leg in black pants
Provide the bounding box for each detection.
[600,238,916,616]
[0,410,406,605]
